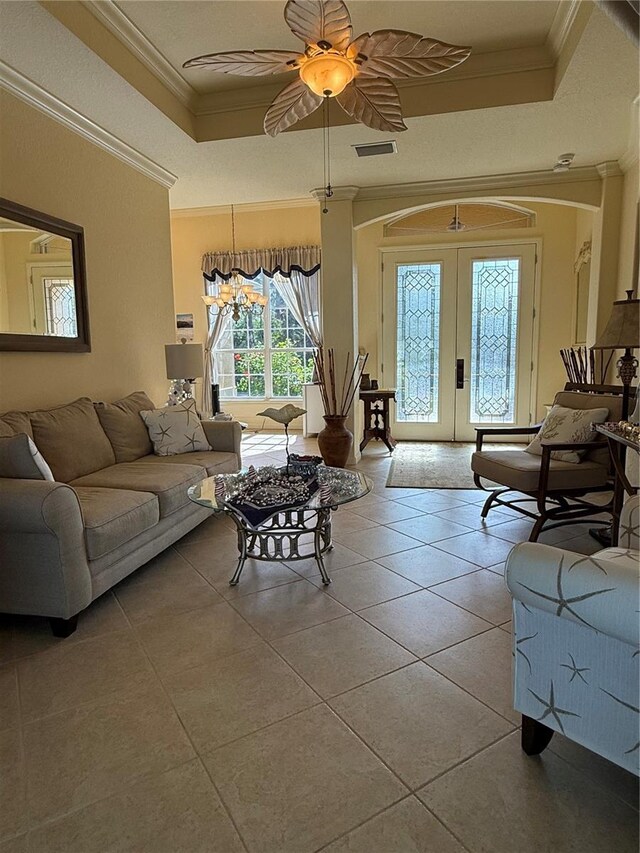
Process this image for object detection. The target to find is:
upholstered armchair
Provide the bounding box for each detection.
[505,494,639,776]
[472,387,626,541]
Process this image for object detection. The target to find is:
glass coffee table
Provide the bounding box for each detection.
[188,465,372,587]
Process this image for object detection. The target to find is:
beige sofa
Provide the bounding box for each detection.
[0,393,241,636]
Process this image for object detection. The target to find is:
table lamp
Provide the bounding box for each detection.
[165,341,203,406]
[591,290,640,420]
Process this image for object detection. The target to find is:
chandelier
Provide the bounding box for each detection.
[202,205,267,321]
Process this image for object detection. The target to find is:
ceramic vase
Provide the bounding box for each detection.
[317,415,353,468]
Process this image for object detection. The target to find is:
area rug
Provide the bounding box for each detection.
[386,441,523,489]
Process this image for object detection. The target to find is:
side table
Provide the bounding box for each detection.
[359,389,397,453]
[595,423,639,540]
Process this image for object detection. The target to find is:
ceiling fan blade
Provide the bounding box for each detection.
[352,30,471,78]
[183,49,301,75]
[264,78,324,136]
[284,0,352,50]
[336,77,407,132]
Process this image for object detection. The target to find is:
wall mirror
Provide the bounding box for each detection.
[0,198,90,351]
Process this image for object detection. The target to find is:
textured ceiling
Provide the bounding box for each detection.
[117,0,562,94]
[1,2,638,209]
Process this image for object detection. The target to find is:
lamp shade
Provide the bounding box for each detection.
[591,292,640,350]
[165,343,203,379]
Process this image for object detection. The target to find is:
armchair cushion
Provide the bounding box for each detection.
[472,449,609,492]
[94,391,155,463]
[524,404,609,463]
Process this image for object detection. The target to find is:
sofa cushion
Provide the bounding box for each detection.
[29,397,116,483]
[136,450,238,477]
[0,410,33,439]
[0,433,54,480]
[70,461,206,517]
[73,486,159,560]
[472,450,609,492]
[94,391,156,463]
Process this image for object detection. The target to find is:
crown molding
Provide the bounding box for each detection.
[82,0,195,107]
[619,150,639,173]
[596,161,624,178]
[547,0,582,57]
[353,166,605,202]
[310,186,360,202]
[0,60,177,189]
[171,198,316,217]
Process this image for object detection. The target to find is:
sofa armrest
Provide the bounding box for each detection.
[506,541,639,646]
[0,478,92,619]
[200,419,242,463]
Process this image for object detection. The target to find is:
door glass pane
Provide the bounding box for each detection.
[470,258,520,423]
[396,263,441,423]
[43,278,77,337]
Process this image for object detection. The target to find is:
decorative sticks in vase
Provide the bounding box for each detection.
[313,347,369,468]
[560,346,612,385]
[313,347,369,417]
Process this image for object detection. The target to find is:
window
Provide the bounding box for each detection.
[215,273,315,400]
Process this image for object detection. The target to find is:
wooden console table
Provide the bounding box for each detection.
[359,389,397,453]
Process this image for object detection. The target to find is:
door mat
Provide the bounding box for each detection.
[386,441,522,489]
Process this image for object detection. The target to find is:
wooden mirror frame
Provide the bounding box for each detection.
[0,198,90,352]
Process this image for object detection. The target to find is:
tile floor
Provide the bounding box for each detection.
[1,432,637,852]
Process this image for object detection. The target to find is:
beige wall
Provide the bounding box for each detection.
[356,201,581,423]
[0,92,175,412]
[171,204,320,427]
[0,235,8,330]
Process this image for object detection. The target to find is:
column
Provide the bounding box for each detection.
[311,185,361,463]
[587,163,624,347]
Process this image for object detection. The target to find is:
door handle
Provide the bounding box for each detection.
[456,358,464,390]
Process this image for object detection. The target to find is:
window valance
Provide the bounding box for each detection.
[202,245,321,281]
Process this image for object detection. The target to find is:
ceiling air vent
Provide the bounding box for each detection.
[353,140,397,157]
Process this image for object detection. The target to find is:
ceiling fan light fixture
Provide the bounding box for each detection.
[446,205,465,231]
[299,51,356,97]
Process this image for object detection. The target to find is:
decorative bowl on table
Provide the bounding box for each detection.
[287,454,323,477]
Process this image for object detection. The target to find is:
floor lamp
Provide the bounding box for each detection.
[589,289,639,545]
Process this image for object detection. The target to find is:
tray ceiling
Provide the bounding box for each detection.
[115,0,563,95]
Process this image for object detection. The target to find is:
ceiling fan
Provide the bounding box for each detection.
[184,0,471,137]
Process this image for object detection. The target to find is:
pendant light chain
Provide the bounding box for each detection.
[322,96,333,214]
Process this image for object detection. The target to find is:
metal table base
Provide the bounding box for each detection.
[226,506,333,586]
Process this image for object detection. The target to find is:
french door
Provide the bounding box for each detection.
[382,244,536,441]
